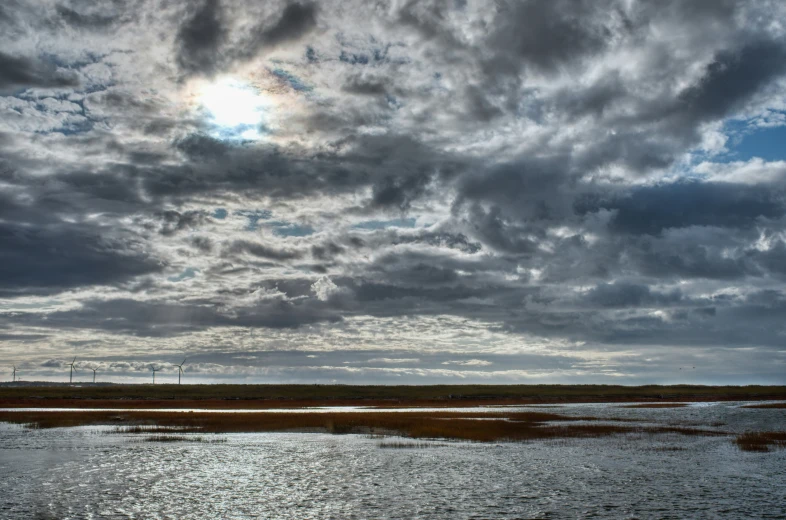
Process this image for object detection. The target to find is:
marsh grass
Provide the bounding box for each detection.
[2,384,785,409]
[734,431,786,452]
[623,403,689,408]
[742,403,786,409]
[0,409,723,443]
[113,425,192,434]
[378,441,446,449]
[142,435,227,443]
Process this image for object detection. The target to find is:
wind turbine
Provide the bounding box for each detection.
[11,365,16,383]
[67,357,77,383]
[173,358,187,385]
[150,365,159,384]
[90,367,98,384]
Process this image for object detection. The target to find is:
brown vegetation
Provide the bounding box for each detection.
[1,384,785,409]
[0,409,723,443]
[742,402,786,409]
[734,431,786,452]
[623,403,689,408]
[141,435,227,443]
[378,441,446,449]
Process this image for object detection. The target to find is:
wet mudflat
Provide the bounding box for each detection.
[0,402,784,519]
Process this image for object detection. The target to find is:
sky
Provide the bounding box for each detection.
[1,0,786,385]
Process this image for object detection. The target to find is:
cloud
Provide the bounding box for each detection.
[0,51,80,91]
[578,181,785,235]
[175,0,227,77]
[442,359,492,367]
[1,0,786,383]
[0,220,164,297]
[175,0,317,77]
[582,283,682,308]
[678,40,786,124]
[252,2,317,49]
[226,240,304,261]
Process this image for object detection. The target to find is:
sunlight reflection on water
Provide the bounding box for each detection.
[0,402,784,519]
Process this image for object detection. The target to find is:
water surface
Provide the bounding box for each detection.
[1,402,784,519]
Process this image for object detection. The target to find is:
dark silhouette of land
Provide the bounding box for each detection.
[1,383,784,409]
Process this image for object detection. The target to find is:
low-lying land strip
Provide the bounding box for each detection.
[742,402,786,409]
[622,403,690,408]
[1,384,784,409]
[0,409,722,443]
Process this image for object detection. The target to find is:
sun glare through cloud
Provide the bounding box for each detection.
[3,1,786,516]
[197,78,270,140]
[2,0,786,386]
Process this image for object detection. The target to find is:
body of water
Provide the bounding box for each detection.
[0,402,784,519]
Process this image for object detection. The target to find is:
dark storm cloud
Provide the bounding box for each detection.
[583,282,683,308]
[0,333,49,341]
[487,0,613,74]
[311,242,345,260]
[175,0,227,76]
[578,182,786,235]
[175,133,231,159]
[551,73,627,120]
[0,221,163,297]
[55,4,124,29]
[0,51,80,91]
[251,2,317,49]
[753,240,786,276]
[136,133,461,208]
[630,238,755,280]
[175,0,317,77]
[3,0,786,383]
[226,240,304,261]
[678,40,786,123]
[3,296,342,337]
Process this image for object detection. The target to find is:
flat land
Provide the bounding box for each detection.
[1,385,783,449]
[0,408,722,442]
[0,384,784,409]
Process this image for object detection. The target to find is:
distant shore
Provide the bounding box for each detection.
[1,383,784,409]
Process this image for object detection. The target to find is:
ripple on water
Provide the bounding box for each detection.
[0,403,785,518]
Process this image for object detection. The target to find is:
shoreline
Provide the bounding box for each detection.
[1,383,785,409]
[1,395,782,450]
[1,395,785,409]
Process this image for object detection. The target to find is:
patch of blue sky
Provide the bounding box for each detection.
[46,117,94,136]
[353,218,417,230]
[213,208,228,219]
[714,115,786,163]
[386,94,402,109]
[210,122,263,141]
[270,221,315,237]
[168,267,198,282]
[81,82,114,95]
[270,68,312,93]
[727,124,786,162]
[339,50,370,65]
[236,209,272,230]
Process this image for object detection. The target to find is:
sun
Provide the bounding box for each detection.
[197,78,270,140]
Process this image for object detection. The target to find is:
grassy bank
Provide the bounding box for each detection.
[0,409,723,443]
[1,384,784,408]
